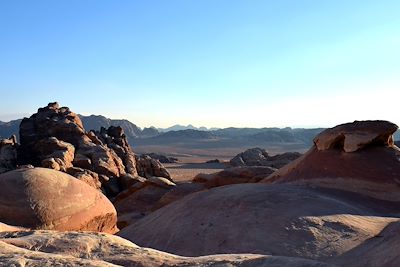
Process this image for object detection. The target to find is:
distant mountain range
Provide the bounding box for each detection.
[1,115,399,148]
[158,124,220,132]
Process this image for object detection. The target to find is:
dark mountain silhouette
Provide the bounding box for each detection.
[2,115,399,151]
[80,115,143,139]
[0,119,21,139]
[158,124,218,132]
[141,127,161,138]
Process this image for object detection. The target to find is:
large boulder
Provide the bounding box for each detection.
[0,168,117,233]
[118,183,400,263]
[0,135,17,174]
[0,230,332,267]
[136,155,171,180]
[262,120,400,201]
[230,147,301,168]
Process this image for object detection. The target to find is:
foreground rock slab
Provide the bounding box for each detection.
[0,168,117,233]
[0,230,333,267]
[119,183,399,265]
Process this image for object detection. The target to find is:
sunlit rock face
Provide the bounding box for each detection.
[0,168,118,234]
[11,102,171,197]
[262,120,400,201]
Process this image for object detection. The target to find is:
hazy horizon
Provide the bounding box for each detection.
[1,1,399,128]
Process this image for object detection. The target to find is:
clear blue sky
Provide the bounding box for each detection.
[0,0,399,128]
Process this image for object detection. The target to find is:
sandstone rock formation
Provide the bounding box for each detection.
[193,166,276,188]
[118,121,400,266]
[0,222,25,232]
[143,152,178,163]
[114,176,177,228]
[230,147,301,168]
[314,120,397,152]
[119,183,400,264]
[332,220,400,266]
[0,135,17,174]
[262,120,400,201]
[0,230,332,267]
[6,102,172,198]
[136,155,171,180]
[0,168,117,233]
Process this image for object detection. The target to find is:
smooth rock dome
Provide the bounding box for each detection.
[0,168,117,233]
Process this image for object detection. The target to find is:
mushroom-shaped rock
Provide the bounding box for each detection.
[314,120,398,152]
[0,168,117,233]
[262,120,400,201]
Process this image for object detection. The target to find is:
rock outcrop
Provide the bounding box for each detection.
[0,222,25,232]
[0,135,17,174]
[143,152,178,163]
[262,120,400,201]
[9,102,171,197]
[114,176,177,228]
[136,155,171,180]
[193,166,276,188]
[314,120,397,152]
[230,147,301,168]
[0,168,117,233]
[119,183,400,263]
[0,230,332,267]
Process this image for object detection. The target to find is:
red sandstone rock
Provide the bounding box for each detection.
[261,121,400,201]
[314,120,398,152]
[0,168,118,233]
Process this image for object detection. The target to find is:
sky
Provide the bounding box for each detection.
[0,0,399,129]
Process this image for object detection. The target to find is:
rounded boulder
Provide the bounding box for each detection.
[0,168,117,233]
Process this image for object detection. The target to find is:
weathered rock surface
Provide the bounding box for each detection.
[230,147,301,168]
[10,102,172,197]
[119,183,400,264]
[0,230,332,267]
[0,222,25,232]
[314,120,398,152]
[0,168,117,233]
[262,120,400,201]
[332,221,400,267]
[153,182,206,210]
[193,166,276,188]
[114,176,177,228]
[18,102,86,165]
[143,152,178,163]
[136,155,171,180]
[0,135,17,174]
